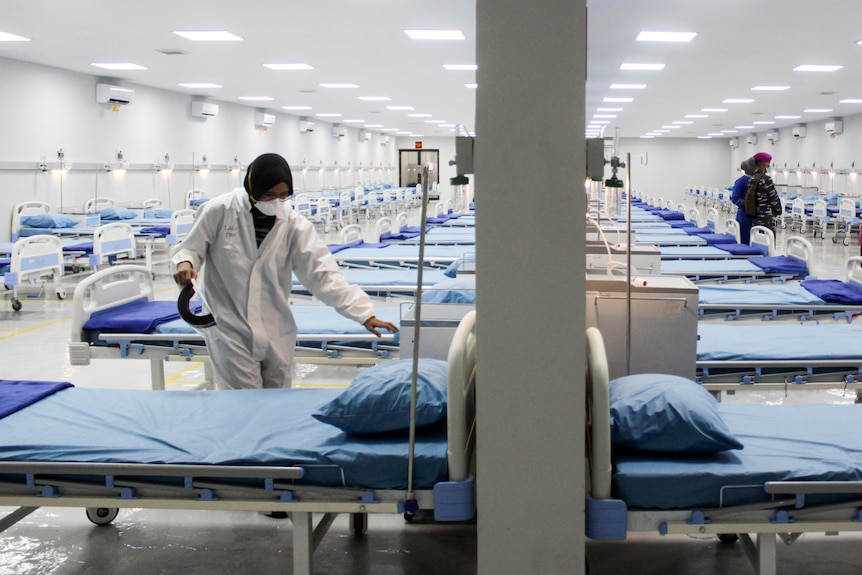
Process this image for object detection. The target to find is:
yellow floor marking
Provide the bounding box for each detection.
[165,363,205,386]
[0,317,69,341]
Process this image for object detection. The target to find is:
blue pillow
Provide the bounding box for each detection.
[151,209,175,219]
[313,358,448,434]
[100,207,138,220]
[20,213,78,228]
[609,374,743,454]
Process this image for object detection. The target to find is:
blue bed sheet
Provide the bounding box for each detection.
[697,323,862,361]
[660,259,763,276]
[613,403,862,509]
[0,387,448,489]
[698,284,825,306]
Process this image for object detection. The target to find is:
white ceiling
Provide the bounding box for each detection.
[1,1,861,140]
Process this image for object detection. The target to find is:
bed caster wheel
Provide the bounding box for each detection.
[56,288,66,300]
[350,512,367,538]
[403,511,415,523]
[86,507,119,525]
[833,237,839,244]
[11,298,21,312]
[844,238,851,246]
[717,533,739,544]
[71,265,81,273]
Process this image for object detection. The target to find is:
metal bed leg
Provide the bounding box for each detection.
[150,358,166,391]
[293,511,314,575]
[0,506,39,534]
[740,532,777,575]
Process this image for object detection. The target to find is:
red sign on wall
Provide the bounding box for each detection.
[415,141,423,149]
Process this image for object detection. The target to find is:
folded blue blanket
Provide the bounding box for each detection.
[82,300,199,333]
[750,255,808,276]
[801,279,862,304]
[0,379,73,420]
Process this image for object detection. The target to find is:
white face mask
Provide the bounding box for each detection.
[254,199,285,217]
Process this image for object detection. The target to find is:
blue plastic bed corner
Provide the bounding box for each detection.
[433,475,476,521]
[585,496,627,540]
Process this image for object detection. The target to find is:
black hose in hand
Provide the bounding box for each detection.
[177,283,216,327]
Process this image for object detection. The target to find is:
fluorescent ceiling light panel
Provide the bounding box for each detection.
[0,32,30,41]
[672,121,693,124]
[840,99,862,104]
[179,83,222,89]
[720,130,738,133]
[315,113,342,117]
[404,30,465,40]
[173,31,243,41]
[603,97,633,103]
[239,96,273,101]
[697,136,713,139]
[365,124,384,128]
[320,83,359,89]
[793,64,843,72]
[343,119,365,123]
[408,113,432,118]
[661,125,681,129]
[722,98,755,103]
[775,115,801,119]
[264,63,314,70]
[752,85,790,91]
[610,83,646,89]
[735,125,755,129]
[753,121,776,124]
[396,131,412,135]
[591,121,611,125]
[91,62,147,70]
[685,114,708,118]
[636,31,696,42]
[597,107,623,112]
[620,63,664,70]
[359,96,391,101]
[439,124,457,128]
[804,108,833,113]
[424,120,446,124]
[443,64,477,70]
[465,83,478,89]
[381,128,400,132]
[707,133,725,136]
[386,106,415,110]
[593,114,616,118]
[701,108,727,112]
[282,105,312,110]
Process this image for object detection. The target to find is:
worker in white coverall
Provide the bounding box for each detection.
[171,152,398,389]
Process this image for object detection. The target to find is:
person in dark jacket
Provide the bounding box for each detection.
[731,156,757,245]
[750,151,783,236]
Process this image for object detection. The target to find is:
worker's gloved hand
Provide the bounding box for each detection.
[363,316,399,338]
[173,261,196,286]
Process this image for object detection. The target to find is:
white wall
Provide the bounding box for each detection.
[0,56,400,239]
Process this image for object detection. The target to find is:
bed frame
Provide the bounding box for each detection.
[3,312,477,575]
[586,327,862,575]
[10,200,51,241]
[2,235,67,310]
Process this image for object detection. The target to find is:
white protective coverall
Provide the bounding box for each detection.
[171,188,376,389]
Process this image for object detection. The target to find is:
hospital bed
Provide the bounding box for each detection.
[585,327,862,575]
[658,235,812,283]
[2,235,67,310]
[68,265,406,390]
[329,234,474,270]
[184,188,210,209]
[0,311,477,575]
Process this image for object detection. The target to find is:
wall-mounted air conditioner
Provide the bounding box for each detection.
[728,137,739,149]
[191,101,219,118]
[767,131,780,143]
[255,112,276,128]
[792,125,807,139]
[380,136,390,146]
[96,83,135,105]
[331,126,346,138]
[358,129,371,142]
[746,134,757,145]
[299,120,315,133]
[825,119,844,136]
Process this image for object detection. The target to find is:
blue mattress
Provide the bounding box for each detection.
[698,284,825,306]
[332,245,473,261]
[718,243,765,256]
[613,403,862,509]
[634,235,706,246]
[749,255,808,275]
[801,279,862,304]
[294,268,448,289]
[695,233,737,245]
[660,246,743,259]
[697,323,862,361]
[0,386,448,489]
[660,259,764,276]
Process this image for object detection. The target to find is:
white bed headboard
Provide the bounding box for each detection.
[749,225,775,256]
[143,198,163,210]
[845,256,862,288]
[11,201,51,240]
[785,235,814,275]
[339,224,364,244]
[84,196,115,214]
[586,326,612,500]
[70,264,156,343]
[446,310,477,482]
[724,219,740,243]
[376,217,392,241]
[184,188,206,209]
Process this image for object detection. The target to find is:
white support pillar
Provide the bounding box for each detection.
[475,2,587,575]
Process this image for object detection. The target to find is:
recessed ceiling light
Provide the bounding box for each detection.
[661,125,681,129]
[408,113,432,118]
[636,31,696,43]
[722,99,755,104]
[620,63,664,70]
[239,96,273,101]
[0,32,30,42]
[425,120,446,124]
[685,114,708,118]
[591,121,611,125]
[264,63,314,70]
[793,64,843,72]
[443,64,477,70]
[610,83,646,90]
[315,113,342,117]
[672,121,693,125]
[707,133,725,136]
[735,125,755,129]
[603,97,633,103]
[387,106,415,110]
[804,108,833,113]
[91,62,147,70]
[439,124,457,128]
[593,114,616,118]
[720,130,738,133]
[654,130,670,133]
[775,115,801,119]
[597,107,623,112]
[701,108,727,112]
[752,85,790,91]
[697,136,713,139]
[343,119,365,123]
[365,124,384,128]
[179,83,222,89]
[840,99,862,104]
[404,29,465,40]
[359,96,391,101]
[753,121,776,125]
[173,30,243,41]
[282,106,312,110]
[465,83,478,89]
[320,83,359,89]
[381,128,400,132]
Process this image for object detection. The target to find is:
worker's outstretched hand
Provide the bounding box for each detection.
[363,316,399,337]
[173,261,197,286]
